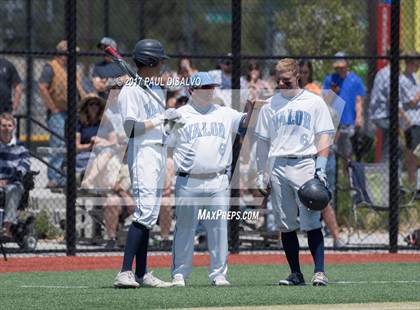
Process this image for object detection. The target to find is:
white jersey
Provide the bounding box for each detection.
[118,83,165,146]
[168,102,245,174]
[255,89,335,157]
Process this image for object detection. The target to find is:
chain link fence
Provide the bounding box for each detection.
[0,0,419,256]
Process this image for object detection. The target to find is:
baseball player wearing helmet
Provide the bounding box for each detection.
[255,59,335,286]
[168,72,253,287]
[114,39,181,288]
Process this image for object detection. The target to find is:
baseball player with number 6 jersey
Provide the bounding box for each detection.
[168,72,252,287]
[255,59,335,287]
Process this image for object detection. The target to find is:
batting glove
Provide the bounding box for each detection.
[315,168,328,188]
[164,108,182,121]
[164,117,186,135]
[256,173,269,196]
[150,109,182,127]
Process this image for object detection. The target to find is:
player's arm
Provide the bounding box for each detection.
[256,137,270,174]
[355,78,366,128]
[123,118,161,138]
[314,99,336,185]
[254,105,270,172]
[254,105,271,195]
[38,65,59,113]
[12,83,23,113]
[355,96,363,128]
[119,84,180,138]
[239,98,256,129]
[315,133,330,179]
[123,109,181,138]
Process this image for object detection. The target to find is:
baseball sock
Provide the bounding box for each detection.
[134,222,150,279]
[121,222,149,277]
[307,228,324,273]
[281,230,301,274]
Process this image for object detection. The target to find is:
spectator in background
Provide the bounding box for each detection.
[177,57,198,98]
[299,60,321,95]
[178,58,198,79]
[38,40,86,188]
[102,155,135,250]
[266,66,279,92]
[0,58,22,114]
[369,58,410,162]
[208,53,248,107]
[369,63,392,161]
[76,95,116,187]
[246,60,272,99]
[0,113,30,239]
[399,54,420,190]
[92,37,127,99]
[299,60,344,248]
[323,52,366,159]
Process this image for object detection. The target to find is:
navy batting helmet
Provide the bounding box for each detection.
[133,39,168,66]
[298,178,331,211]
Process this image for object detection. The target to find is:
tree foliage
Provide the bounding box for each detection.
[275,0,368,81]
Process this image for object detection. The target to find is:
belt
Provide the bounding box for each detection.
[176,169,227,179]
[277,154,315,159]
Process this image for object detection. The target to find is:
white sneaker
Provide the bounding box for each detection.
[212,275,230,286]
[114,271,140,288]
[312,272,329,286]
[172,274,186,287]
[137,272,174,288]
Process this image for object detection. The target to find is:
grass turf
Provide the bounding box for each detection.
[0,263,419,309]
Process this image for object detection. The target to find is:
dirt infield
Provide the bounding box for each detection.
[175,302,420,310]
[1,253,419,273]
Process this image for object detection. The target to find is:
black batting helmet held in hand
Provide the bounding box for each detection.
[298,178,331,211]
[133,39,169,66]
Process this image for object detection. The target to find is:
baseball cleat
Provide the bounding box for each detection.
[212,275,230,286]
[311,272,328,286]
[113,271,140,288]
[137,272,174,288]
[172,274,186,287]
[278,272,305,286]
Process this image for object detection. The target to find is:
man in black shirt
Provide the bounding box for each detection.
[0,58,22,114]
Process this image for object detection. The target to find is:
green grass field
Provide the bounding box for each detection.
[1,263,419,310]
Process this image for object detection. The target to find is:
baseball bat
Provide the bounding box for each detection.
[104,46,166,109]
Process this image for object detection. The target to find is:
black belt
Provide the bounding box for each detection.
[176,169,227,179]
[278,154,315,159]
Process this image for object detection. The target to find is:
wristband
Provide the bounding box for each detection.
[315,156,328,171]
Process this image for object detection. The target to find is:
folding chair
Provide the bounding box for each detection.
[346,161,417,244]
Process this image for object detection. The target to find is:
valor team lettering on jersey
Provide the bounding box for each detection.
[181,122,226,142]
[273,109,311,130]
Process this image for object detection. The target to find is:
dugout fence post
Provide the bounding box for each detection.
[139,1,145,40]
[65,0,77,256]
[25,0,33,151]
[103,0,110,37]
[229,0,242,253]
[389,0,400,253]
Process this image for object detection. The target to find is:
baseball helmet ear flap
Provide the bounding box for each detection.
[298,178,331,211]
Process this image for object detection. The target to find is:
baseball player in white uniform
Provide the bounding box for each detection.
[168,72,252,286]
[114,39,181,288]
[255,59,335,286]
